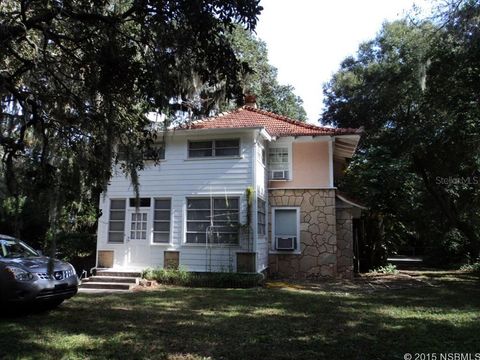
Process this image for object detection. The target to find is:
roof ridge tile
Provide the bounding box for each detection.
[176,106,362,136]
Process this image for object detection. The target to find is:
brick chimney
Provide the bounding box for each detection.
[244,94,257,108]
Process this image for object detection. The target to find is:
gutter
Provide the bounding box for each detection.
[336,193,368,210]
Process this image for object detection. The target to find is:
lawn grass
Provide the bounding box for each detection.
[0,271,479,360]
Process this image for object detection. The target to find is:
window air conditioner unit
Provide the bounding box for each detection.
[275,236,296,250]
[271,170,288,180]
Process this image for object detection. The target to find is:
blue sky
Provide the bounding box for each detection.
[255,0,430,124]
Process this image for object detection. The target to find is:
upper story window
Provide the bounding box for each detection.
[268,147,289,180]
[117,144,165,161]
[188,139,240,158]
[143,145,165,161]
[257,144,266,166]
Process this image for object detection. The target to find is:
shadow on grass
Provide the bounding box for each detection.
[0,274,479,360]
[0,301,65,319]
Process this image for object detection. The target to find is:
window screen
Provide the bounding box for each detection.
[186,197,239,244]
[108,199,126,243]
[153,199,171,243]
[274,209,297,237]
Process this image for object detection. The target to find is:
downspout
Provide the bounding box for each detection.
[252,131,258,257]
[329,137,335,188]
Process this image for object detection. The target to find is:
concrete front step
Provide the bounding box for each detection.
[82,276,138,284]
[96,271,142,278]
[79,269,142,291]
[80,282,133,290]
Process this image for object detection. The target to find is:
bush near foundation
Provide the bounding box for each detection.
[142,267,264,288]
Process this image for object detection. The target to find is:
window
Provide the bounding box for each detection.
[273,208,299,251]
[257,198,266,236]
[130,212,148,240]
[143,145,165,161]
[188,139,240,158]
[186,197,239,244]
[153,199,171,243]
[257,144,266,166]
[108,199,126,243]
[129,198,151,208]
[268,147,289,180]
[117,144,165,161]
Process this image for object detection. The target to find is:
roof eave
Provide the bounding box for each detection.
[258,128,273,142]
[336,194,368,210]
[333,134,361,160]
[174,126,266,136]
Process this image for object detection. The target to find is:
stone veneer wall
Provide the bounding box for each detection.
[268,189,338,279]
[335,207,354,279]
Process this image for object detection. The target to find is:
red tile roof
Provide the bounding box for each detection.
[178,107,362,137]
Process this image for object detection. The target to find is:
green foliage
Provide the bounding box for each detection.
[142,267,191,285]
[53,232,96,262]
[2,196,26,217]
[371,264,399,275]
[423,229,469,267]
[229,26,307,120]
[0,1,262,249]
[142,267,264,288]
[460,262,480,273]
[323,1,480,267]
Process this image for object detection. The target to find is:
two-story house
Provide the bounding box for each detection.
[95,105,362,279]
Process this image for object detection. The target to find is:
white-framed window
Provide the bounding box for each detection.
[130,212,148,240]
[257,143,266,166]
[108,199,126,243]
[272,207,300,252]
[126,197,151,241]
[118,144,165,161]
[186,197,239,244]
[153,199,171,244]
[108,197,171,244]
[257,197,266,236]
[188,139,240,158]
[143,144,165,161]
[129,197,151,208]
[268,147,290,180]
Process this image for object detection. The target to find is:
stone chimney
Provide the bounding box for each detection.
[244,94,257,108]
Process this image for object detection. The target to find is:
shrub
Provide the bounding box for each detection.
[142,267,264,288]
[460,262,480,273]
[371,264,399,274]
[53,232,96,261]
[49,232,96,274]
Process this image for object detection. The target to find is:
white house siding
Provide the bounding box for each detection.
[96,130,257,271]
[255,138,269,272]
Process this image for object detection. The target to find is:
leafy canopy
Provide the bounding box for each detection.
[322,0,480,263]
[229,26,307,121]
[0,0,262,243]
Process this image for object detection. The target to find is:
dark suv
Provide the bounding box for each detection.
[0,234,79,307]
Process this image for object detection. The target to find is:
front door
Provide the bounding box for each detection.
[126,210,150,266]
